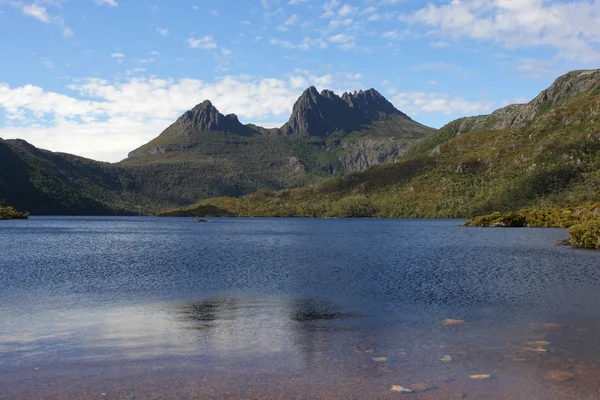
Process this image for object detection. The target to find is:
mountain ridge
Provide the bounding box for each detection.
[127,86,429,159]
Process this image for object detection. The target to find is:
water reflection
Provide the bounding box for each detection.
[3,294,600,398]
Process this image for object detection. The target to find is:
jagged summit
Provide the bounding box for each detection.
[127,86,431,159]
[280,87,409,137]
[174,100,253,136]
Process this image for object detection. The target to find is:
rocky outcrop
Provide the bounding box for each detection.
[280,87,410,137]
[171,100,257,137]
[444,69,600,135]
[339,138,407,172]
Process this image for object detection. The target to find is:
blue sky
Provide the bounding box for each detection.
[0,0,599,161]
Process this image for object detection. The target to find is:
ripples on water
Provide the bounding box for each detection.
[1,217,600,399]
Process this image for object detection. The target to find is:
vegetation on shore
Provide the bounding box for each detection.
[463,203,600,228]
[463,204,600,249]
[0,206,29,220]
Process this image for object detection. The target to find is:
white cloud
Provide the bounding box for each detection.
[93,0,118,7]
[270,36,328,50]
[401,0,600,62]
[0,72,342,161]
[188,35,217,49]
[516,58,558,79]
[278,14,300,30]
[156,27,169,37]
[110,53,125,63]
[338,4,356,16]
[21,3,73,37]
[22,4,50,22]
[393,92,495,116]
[329,33,354,43]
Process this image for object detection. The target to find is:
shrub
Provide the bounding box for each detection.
[464,211,527,227]
[568,220,600,249]
[0,206,29,220]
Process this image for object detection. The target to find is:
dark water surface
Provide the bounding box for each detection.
[1,217,600,399]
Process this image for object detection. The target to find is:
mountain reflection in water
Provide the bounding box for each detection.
[2,217,600,399]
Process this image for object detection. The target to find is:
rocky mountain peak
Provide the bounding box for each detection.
[531,69,600,108]
[172,100,251,136]
[281,86,409,137]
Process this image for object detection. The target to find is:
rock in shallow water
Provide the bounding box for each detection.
[390,385,413,393]
[443,319,466,325]
[469,374,492,380]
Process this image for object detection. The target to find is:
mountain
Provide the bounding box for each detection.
[280,87,412,137]
[126,86,433,164]
[160,69,600,218]
[0,87,435,215]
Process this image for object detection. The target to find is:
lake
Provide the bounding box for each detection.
[1,217,600,399]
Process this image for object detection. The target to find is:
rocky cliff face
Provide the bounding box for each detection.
[167,100,255,138]
[339,138,407,172]
[280,87,410,137]
[445,69,600,135]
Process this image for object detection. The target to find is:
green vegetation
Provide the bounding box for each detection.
[463,204,600,249]
[463,204,600,228]
[463,212,527,227]
[568,220,600,249]
[0,206,28,220]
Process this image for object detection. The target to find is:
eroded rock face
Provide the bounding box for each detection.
[339,138,407,172]
[174,101,254,137]
[445,69,600,135]
[280,87,410,137]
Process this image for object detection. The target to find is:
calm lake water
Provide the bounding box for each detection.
[1,217,600,399]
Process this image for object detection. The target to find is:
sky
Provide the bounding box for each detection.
[1,0,600,162]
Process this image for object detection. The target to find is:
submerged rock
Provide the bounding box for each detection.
[391,385,413,393]
[443,319,466,325]
[469,374,492,380]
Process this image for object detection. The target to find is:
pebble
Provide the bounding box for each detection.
[469,374,491,380]
[526,341,550,346]
[443,319,466,325]
[391,385,413,393]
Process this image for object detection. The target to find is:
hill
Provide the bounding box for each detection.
[0,87,434,215]
[159,69,600,219]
